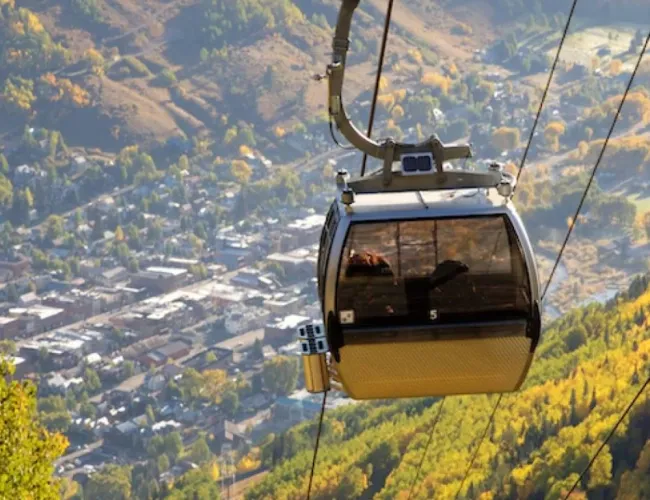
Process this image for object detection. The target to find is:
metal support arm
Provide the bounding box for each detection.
[328,0,473,173]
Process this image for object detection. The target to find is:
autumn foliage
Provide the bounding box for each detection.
[420,72,451,95]
[38,73,90,108]
[248,275,650,499]
[0,360,68,499]
[492,127,521,152]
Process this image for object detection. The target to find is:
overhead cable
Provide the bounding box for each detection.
[407,398,446,500]
[360,0,395,176]
[515,0,579,188]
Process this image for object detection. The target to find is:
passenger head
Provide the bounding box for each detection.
[347,250,392,276]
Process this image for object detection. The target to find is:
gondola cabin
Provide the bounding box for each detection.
[317,181,541,400]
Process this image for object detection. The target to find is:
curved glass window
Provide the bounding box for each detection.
[336,215,531,327]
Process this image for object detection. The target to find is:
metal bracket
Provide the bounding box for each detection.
[327,0,473,189]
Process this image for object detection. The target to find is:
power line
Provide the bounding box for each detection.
[541,28,650,300]
[455,395,503,499]
[360,0,395,177]
[563,374,650,499]
[515,0,579,188]
[306,390,328,499]
[407,398,446,500]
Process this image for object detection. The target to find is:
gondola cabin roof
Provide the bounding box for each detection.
[337,188,510,219]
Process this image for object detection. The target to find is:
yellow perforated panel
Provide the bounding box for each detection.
[333,336,533,399]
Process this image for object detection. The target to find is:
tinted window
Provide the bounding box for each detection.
[317,202,339,301]
[336,215,530,326]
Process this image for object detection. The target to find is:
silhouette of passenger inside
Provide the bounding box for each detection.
[344,250,397,318]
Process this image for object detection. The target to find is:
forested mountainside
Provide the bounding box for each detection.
[247,274,650,499]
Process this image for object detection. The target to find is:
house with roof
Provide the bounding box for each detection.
[213,420,250,451]
[138,339,192,368]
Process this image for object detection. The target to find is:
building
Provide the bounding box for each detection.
[21,329,105,368]
[0,254,30,279]
[283,214,325,248]
[266,247,317,280]
[138,339,192,368]
[273,392,324,424]
[97,266,129,286]
[0,316,19,340]
[8,304,66,336]
[264,315,310,345]
[184,346,234,371]
[213,420,250,451]
[263,294,304,316]
[130,266,188,294]
[224,306,271,336]
[273,389,355,425]
[42,289,104,321]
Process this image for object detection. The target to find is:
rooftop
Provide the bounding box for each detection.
[145,266,188,277]
[9,304,64,320]
[343,187,509,217]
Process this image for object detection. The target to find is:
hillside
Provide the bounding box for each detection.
[3,0,649,159]
[0,0,494,157]
[246,274,650,499]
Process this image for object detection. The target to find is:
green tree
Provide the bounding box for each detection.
[0,175,13,209]
[178,154,189,171]
[157,454,170,473]
[176,368,204,405]
[79,401,96,419]
[85,465,132,500]
[221,390,240,418]
[164,431,184,462]
[6,283,18,302]
[251,338,264,361]
[84,367,102,393]
[0,154,9,175]
[74,208,83,228]
[565,326,587,352]
[166,467,221,499]
[367,440,400,494]
[123,360,135,378]
[188,437,212,465]
[337,467,366,498]
[145,404,155,423]
[38,396,72,433]
[0,361,68,499]
[2,76,36,117]
[0,340,16,356]
[262,356,299,396]
[44,215,65,242]
[147,435,165,459]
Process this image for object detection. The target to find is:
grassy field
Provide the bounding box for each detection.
[542,22,642,71]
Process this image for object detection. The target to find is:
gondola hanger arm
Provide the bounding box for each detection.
[328,0,473,173]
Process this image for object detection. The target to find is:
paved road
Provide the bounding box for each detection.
[54,439,104,468]
[29,185,135,232]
